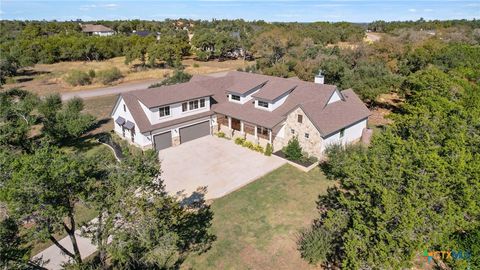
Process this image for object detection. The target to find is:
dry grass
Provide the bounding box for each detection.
[5,56,251,96]
[82,95,118,134]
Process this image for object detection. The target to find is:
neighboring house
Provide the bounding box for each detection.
[81,24,115,36]
[111,71,371,158]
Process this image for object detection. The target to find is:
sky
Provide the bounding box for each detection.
[0,0,479,23]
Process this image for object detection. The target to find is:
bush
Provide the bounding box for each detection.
[254,144,264,153]
[283,136,303,161]
[193,63,200,68]
[265,143,273,156]
[216,131,225,138]
[242,140,254,149]
[235,137,246,145]
[64,70,92,86]
[96,67,123,85]
[195,50,211,61]
[149,70,192,88]
[88,69,96,78]
[298,227,332,265]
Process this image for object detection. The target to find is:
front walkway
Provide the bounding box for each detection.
[159,136,286,199]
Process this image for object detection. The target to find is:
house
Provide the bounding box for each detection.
[81,24,115,36]
[132,30,161,40]
[111,71,371,158]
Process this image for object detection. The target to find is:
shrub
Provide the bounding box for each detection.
[64,70,92,86]
[195,50,211,61]
[298,227,332,265]
[235,137,246,145]
[216,131,225,138]
[265,143,273,156]
[193,63,200,68]
[254,144,264,153]
[149,70,192,88]
[88,69,96,78]
[243,140,254,149]
[283,136,303,161]
[96,67,123,85]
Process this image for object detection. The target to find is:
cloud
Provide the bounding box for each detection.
[102,3,118,8]
[79,3,118,11]
[424,9,434,12]
[408,8,417,12]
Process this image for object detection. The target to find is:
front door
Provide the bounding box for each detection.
[231,118,241,131]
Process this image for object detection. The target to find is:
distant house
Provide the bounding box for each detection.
[81,24,115,36]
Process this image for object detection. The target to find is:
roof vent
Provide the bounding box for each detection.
[314,70,324,84]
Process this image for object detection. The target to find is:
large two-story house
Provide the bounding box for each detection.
[111,71,371,158]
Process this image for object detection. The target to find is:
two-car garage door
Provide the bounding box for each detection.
[153,121,210,151]
[179,121,210,143]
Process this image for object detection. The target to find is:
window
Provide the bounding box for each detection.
[258,100,269,108]
[257,126,269,136]
[182,102,188,112]
[200,98,205,108]
[291,129,295,134]
[231,95,240,101]
[305,133,309,139]
[339,128,345,138]
[297,114,303,123]
[189,100,199,110]
[123,104,126,112]
[159,106,170,117]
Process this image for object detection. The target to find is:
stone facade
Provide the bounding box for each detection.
[280,107,324,158]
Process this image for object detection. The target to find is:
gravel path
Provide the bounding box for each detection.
[61,79,161,100]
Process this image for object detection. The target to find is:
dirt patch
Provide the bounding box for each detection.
[369,92,404,127]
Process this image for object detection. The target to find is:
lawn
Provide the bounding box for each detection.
[82,94,117,134]
[183,164,333,270]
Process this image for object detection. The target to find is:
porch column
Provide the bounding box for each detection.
[269,129,272,143]
[228,116,232,129]
[254,125,258,138]
[240,121,244,133]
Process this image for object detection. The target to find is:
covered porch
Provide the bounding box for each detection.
[216,114,273,146]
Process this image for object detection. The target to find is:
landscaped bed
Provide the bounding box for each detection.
[273,150,317,167]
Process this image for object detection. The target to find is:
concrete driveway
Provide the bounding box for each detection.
[159,136,286,199]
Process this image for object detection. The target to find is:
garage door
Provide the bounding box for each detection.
[180,121,210,143]
[153,131,172,151]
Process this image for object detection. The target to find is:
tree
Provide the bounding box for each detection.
[283,136,303,161]
[1,146,100,265]
[299,70,480,268]
[148,35,190,67]
[39,95,95,144]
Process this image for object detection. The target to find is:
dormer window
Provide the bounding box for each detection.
[231,95,240,101]
[189,100,199,110]
[258,100,269,108]
[200,98,205,108]
[159,106,170,117]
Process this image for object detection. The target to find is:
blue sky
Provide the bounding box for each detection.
[1,0,479,22]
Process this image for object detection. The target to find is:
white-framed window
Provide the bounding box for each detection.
[339,128,345,138]
[200,98,205,108]
[231,95,240,101]
[305,133,309,139]
[182,102,188,112]
[258,100,269,108]
[159,106,170,117]
[291,129,295,134]
[189,100,199,110]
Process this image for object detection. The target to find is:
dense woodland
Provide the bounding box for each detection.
[1,18,480,269]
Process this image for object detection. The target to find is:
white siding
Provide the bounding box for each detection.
[327,90,342,104]
[139,97,211,125]
[111,97,151,147]
[228,85,262,104]
[254,92,290,111]
[320,119,367,153]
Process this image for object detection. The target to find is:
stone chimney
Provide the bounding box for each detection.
[314,70,324,84]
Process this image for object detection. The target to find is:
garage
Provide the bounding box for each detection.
[180,121,210,143]
[153,131,172,151]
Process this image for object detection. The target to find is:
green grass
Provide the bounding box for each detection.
[183,164,334,270]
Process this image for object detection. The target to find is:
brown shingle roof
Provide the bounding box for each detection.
[300,89,372,136]
[227,72,268,94]
[81,24,114,33]
[119,71,370,137]
[251,79,297,102]
[130,82,213,108]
